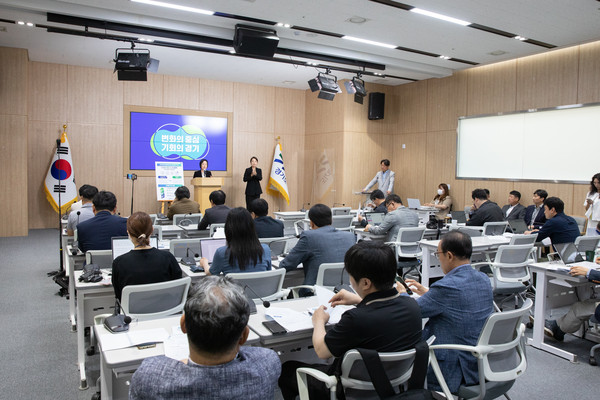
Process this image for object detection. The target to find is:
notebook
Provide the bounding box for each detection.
[111,235,158,260]
[450,211,467,224]
[200,238,227,264]
[365,212,385,226]
[508,219,528,234]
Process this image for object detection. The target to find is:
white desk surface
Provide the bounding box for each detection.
[274,211,306,220]
[419,234,511,249]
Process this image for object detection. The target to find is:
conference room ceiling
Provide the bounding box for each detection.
[1,0,599,89]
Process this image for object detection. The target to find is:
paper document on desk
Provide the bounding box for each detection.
[100,328,169,351]
[265,307,313,332]
[314,285,353,324]
[164,325,190,360]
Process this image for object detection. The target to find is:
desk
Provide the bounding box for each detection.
[95,315,260,399]
[527,261,598,362]
[419,235,511,286]
[274,212,307,236]
[354,227,386,242]
[74,270,115,390]
[67,244,86,331]
[160,225,185,239]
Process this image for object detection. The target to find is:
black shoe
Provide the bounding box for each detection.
[544,319,565,342]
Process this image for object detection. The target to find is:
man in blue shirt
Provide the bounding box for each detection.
[525,196,580,244]
[76,190,127,252]
[398,231,494,393]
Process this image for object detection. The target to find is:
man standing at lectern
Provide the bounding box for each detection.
[363,159,395,195]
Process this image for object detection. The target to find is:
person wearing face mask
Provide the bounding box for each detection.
[243,156,262,209]
[425,183,452,220]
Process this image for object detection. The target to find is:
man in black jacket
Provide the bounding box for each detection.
[466,188,503,226]
[248,199,284,238]
[198,190,231,230]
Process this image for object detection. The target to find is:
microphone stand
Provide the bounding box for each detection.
[128,173,138,216]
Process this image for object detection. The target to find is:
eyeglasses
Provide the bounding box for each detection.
[386,202,395,208]
[433,251,447,259]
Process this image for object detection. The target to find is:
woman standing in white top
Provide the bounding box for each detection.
[584,173,600,236]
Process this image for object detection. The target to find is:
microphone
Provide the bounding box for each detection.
[396,274,413,296]
[334,268,353,294]
[71,211,81,255]
[244,284,270,308]
[181,247,199,266]
[103,298,132,333]
[300,202,311,212]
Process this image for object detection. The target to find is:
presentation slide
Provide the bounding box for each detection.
[130,111,228,171]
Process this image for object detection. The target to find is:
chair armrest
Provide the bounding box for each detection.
[296,367,337,400]
[430,343,494,357]
[263,289,290,302]
[288,285,315,298]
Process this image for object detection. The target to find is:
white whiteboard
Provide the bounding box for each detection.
[457,104,600,183]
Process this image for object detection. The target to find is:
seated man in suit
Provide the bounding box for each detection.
[279,204,355,295]
[129,276,281,400]
[363,159,395,195]
[364,194,419,242]
[278,241,422,400]
[248,198,284,238]
[67,184,98,236]
[167,186,200,220]
[397,231,494,393]
[198,190,231,230]
[525,196,580,244]
[466,188,503,226]
[502,190,526,221]
[544,265,600,341]
[357,189,387,228]
[524,189,548,229]
[77,190,127,252]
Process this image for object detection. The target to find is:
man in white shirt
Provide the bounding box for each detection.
[66,184,98,236]
[363,159,395,195]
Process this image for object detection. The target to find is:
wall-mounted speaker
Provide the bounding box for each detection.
[368,92,385,120]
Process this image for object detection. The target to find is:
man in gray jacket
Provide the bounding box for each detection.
[365,194,419,242]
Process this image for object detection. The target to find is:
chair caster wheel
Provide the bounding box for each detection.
[91,392,101,400]
[590,356,597,366]
[86,346,95,356]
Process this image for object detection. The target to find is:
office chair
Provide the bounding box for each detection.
[228,268,288,303]
[575,235,600,255]
[149,213,157,225]
[209,223,225,237]
[386,227,426,279]
[509,233,539,263]
[588,315,600,366]
[173,213,202,226]
[483,221,509,236]
[121,277,191,320]
[152,225,163,241]
[429,299,532,400]
[472,244,534,311]
[169,238,202,259]
[289,262,347,297]
[332,215,354,232]
[296,336,436,400]
[85,250,112,268]
[449,225,483,237]
[572,216,587,235]
[331,206,351,216]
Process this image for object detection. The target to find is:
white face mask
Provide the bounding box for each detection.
[437,189,444,196]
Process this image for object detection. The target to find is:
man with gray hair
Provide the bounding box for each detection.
[129,276,281,399]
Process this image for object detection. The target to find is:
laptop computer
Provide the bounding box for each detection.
[554,242,584,265]
[111,235,159,260]
[508,219,528,234]
[407,198,437,211]
[450,211,467,224]
[200,238,227,264]
[365,212,385,226]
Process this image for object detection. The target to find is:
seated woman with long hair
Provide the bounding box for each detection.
[112,211,183,300]
[201,207,272,275]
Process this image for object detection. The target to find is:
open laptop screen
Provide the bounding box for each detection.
[111,235,159,260]
[365,212,384,226]
[200,238,227,263]
[554,242,584,264]
[508,219,528,234]
[406,198,421,209]
[451,211,467,224]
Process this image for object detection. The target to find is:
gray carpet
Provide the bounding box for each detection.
[0,229,597,399]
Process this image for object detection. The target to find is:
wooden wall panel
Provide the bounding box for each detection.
[67,66,123,125]
[0,115,28,236]
[466,60,517,116]
[162,76,199,109]
[0,47,28,116]
[392,133,427,203]
[516,46,579,110]
[275,87,305,136]
[397,80,427,134]
[426,71,468,132]
[233,83,275,134]
[28,62,68,122]
[123,73,164,107]
[305,90,344,134]
[198,79,234,112]
[577,41,600,104]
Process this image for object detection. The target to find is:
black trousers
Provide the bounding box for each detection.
[278,360,332,400]
[246,194,260,209]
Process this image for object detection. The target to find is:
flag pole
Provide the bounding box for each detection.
[50,125,67,277]
[275,136,282,211]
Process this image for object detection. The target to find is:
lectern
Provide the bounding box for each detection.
[191,177,223,212]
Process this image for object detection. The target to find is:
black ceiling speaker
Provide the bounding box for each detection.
[233,24,279,57]
[368,92,385,120]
